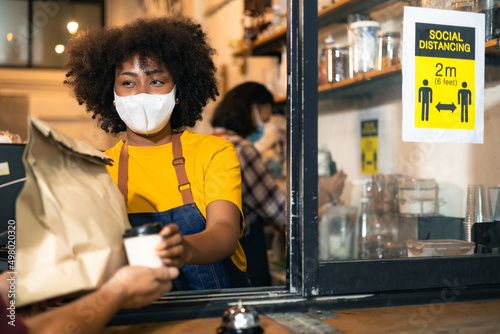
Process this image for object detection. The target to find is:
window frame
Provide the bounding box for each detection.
[109,0,500,325]
[302,0,500,298]
[0,0,105,69]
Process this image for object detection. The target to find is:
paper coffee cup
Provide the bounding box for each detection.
[123,222,164,268]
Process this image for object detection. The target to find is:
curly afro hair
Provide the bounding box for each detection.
[64,16,219,134]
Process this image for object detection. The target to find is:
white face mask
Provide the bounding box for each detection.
[114,85,176,135]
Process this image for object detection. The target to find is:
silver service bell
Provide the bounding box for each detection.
[216,300,264,334]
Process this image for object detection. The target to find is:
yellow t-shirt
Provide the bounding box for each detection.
[105,130,246,271]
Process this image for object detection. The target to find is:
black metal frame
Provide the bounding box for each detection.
[293,0,320,298]
[286,0,301,296]
[280,0,500,306]
[307,0,500,298]
[107,0,500,324]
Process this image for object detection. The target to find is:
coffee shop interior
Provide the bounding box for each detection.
[1,0,500,332]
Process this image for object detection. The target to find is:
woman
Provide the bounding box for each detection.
[64,17,249,290]
[211,82,286,287]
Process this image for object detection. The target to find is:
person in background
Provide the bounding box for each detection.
[0,266,178,334]
[64,17,249,290]
[211,82,347,286]
[252,106,287,183]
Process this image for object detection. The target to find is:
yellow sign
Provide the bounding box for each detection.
[414,23,475,130]
[402,7,484,143]
[361,120,378,175]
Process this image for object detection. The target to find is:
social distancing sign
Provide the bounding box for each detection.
[361,120,379,175]
[403,7,484,143]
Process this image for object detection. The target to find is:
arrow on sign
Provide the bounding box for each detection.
[436,102,456,113]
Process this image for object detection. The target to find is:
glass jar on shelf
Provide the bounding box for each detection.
[396,177,441,217]
[357,197,399,259]
[418,0,448,8]
[318,35,349,85]
[377,31,401,70]
[319,205,358,260]
[451,0,479,11]
[349,19,381,76]
[365,174,400,215]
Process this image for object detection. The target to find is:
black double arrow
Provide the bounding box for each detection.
[436,102,457,112]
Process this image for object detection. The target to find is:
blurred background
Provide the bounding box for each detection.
[0,0,287,150]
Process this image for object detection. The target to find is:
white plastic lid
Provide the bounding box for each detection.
[350,20,381,30]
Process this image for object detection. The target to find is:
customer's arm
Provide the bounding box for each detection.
[18,266,178,334]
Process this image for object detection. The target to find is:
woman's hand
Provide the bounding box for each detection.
[155,201,241,267]
[156,223,186,268]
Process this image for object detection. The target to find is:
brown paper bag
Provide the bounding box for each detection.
[15,117,130,307]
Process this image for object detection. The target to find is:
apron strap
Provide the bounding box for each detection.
[118,141,128,201]
[117,132,194,205]
[172,132,194,205]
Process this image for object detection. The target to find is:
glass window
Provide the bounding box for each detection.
[32,1,103,68]
[314,0,500,296]
[0,0,103,68]
[0,0,29,67]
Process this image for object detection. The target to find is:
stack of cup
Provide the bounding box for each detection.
[490,187,500,221]
[464,185,493,242]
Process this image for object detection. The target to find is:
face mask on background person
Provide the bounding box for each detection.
[247,106,265,143]
[114,85,176,135]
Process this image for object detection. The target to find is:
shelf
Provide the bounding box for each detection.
[318,0,390,28]
[318,64,402,99]
[485,38,500,55]
[319,64,401,92]
[236,2,500,94]
[234,0,392,57]
[318,0,362,18]
[233,28,286,57]
[317,37,500,97]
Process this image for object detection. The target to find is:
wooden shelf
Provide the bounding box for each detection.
[233,28,286,57]
[317,0,391,28]
[236,2,499,96]
[318,0,363,19]
[317,36,499,96]
[234,0,391,57]
[485,38,500,55]
[319,63,402,93]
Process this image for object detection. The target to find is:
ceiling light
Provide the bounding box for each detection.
[55,44,65,54]
[67,21,79,34]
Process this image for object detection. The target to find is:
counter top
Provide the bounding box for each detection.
[103,298,500,333]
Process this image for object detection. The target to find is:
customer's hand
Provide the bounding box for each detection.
[156,223,187,268]
[102,265,179,309]
[0,271,12,305]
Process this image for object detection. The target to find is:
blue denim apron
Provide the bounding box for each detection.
[117,132,250,291]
